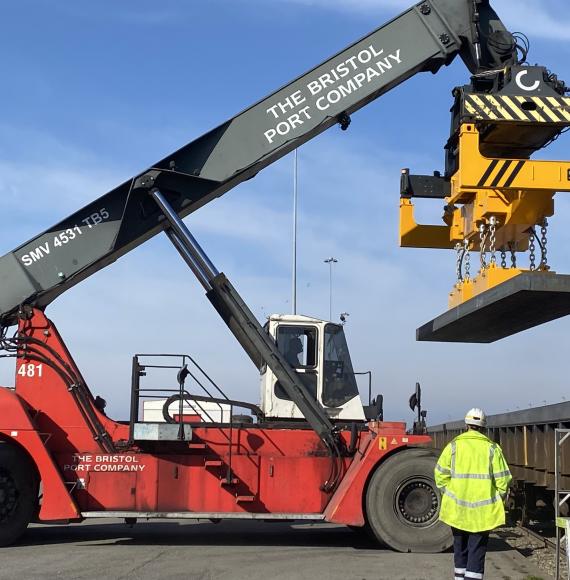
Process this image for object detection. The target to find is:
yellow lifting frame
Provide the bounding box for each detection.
[400,123,570,251]
[400,122,570,308]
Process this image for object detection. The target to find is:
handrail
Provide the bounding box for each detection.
[128,352,261,482]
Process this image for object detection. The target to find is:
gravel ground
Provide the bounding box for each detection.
[498,526,567,579]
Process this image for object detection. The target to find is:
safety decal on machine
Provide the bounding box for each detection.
[464,94,570,124]
[379,437,387,450]
[476,159,526,189]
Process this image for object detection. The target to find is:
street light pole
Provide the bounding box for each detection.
[324,257,338,321]
[292,149,298,315]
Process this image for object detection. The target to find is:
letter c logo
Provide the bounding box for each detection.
[515,70,540,92]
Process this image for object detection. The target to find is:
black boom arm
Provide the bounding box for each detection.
[0,0,516,325]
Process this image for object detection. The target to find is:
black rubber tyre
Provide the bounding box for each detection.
[0,443,38,547]
[365,448,452,553]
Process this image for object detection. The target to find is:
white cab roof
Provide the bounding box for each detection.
[268,314,329,325]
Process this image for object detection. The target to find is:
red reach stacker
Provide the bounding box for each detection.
[0,0,559,551]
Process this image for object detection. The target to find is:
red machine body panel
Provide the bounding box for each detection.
[0,389,80,521]
[0,310,430,524]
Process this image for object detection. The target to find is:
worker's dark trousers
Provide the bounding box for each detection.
[451,527,489,580]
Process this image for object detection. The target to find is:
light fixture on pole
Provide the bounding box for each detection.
[324,257,338,321]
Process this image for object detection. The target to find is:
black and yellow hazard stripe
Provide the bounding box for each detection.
[463,94,570,124]
[476,159,526,188]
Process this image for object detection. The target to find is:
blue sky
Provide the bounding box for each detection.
[0,0,569,424]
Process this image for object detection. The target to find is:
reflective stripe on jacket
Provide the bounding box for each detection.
[434,430,512,533]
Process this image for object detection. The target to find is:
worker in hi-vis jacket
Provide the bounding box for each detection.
[435,408,512,580]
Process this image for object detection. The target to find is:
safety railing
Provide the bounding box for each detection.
[129,353,227,433]
[128,353,263,483]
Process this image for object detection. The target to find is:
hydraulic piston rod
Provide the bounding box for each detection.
[151,189,340,453]
[151,189,219,284]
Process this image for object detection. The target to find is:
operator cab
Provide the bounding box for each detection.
[260,314,366,421]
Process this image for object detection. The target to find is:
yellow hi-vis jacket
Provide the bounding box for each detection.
[434,430,512,533]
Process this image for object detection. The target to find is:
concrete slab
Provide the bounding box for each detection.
[0,520,551,579]
[417,272,570,343]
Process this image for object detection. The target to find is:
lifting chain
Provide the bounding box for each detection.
[540,218,548,269]
[489,216,497,265]
[500,248,507,269]
[529,229,536,271]
[479,224,487,271]
[455,243,463,282]
[508,242,517,269]
[464,239,471,279]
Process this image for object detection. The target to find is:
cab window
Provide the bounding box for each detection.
[276,326,317,368]
[322,324,359,407]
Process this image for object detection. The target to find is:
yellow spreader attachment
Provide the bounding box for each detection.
[400,123,570,342]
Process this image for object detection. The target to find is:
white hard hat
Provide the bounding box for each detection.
[465,407,487,427]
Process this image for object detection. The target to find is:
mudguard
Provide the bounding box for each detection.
[325,425,431,525]
[0,387,80,521]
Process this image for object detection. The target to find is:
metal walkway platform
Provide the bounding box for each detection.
[417,272,570,343]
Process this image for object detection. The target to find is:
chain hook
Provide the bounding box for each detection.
[479,224,487,271]
[529,229,536,271]
[500,248,507,269]
[464,239,471,279]
[489,216,497,265]
[508,241,517,269]
[539,217,548,270]
[455,243,463,282]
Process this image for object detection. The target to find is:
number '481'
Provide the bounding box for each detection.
[17,363,43,378]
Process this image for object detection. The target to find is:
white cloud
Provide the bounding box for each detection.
[498,0,570,41]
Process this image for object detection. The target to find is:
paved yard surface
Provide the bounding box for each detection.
[0,520,551,579]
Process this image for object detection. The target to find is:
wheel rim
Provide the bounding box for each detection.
[0,470,19,523]
[394,476,439,527]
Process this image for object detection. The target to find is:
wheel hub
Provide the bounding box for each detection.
[0,471,19,523]
[396,479,439,527]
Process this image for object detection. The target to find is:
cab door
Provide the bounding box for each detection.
[271,324,320,419]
